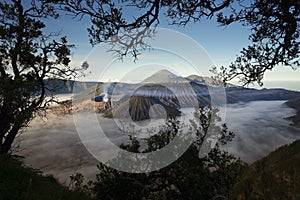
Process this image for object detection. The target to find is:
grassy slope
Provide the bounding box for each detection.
[0,155,90,200]
[231,140,300,200]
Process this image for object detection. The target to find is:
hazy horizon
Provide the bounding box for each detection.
[72,78,300,92]
[252,80,300,92]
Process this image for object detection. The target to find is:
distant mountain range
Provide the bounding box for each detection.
[44,79,99,94]
[70,70,300,103]
[46,70,227,94]
[54,69,300,121]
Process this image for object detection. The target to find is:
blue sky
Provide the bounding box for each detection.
[42,4,300,90]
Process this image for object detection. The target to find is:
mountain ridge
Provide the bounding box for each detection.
[285,98,300,127]
[52,70,300,121]
[231,139,300,199]
[142,69,188,84]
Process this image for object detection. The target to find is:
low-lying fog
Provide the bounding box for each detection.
[224,101,300,162]
[17,100,300,184]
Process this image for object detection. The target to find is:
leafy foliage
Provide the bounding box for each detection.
[215,0,300,85]
[0,155,90,200]
[61,0,300,84]
[60,0,232,58]
[72,106,246,199]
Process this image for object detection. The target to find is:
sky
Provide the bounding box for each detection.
[42,2,300,90]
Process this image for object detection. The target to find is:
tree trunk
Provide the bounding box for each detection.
[0,102,12,139]
[0,122,21,154]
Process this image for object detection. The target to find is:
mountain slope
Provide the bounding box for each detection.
[108,96,181,121]
[226,87,300,103]
[45,78,98,94]
[285,98,300,127]
[0,155,90,200]
[186,74,235,87]
[231,140,300,199]
[58,70,300,117]
[142,69,188,84]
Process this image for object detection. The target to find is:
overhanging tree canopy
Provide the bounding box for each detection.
[0,0,79,154]
[61,0,300,85]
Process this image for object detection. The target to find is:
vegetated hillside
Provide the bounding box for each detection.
[107,96,181,121]
[0,155,90,200]
[231,140,300,200]
[285,98,300,127]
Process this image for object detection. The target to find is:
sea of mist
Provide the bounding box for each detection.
[17,100,300,183]
[224,101,300,162]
